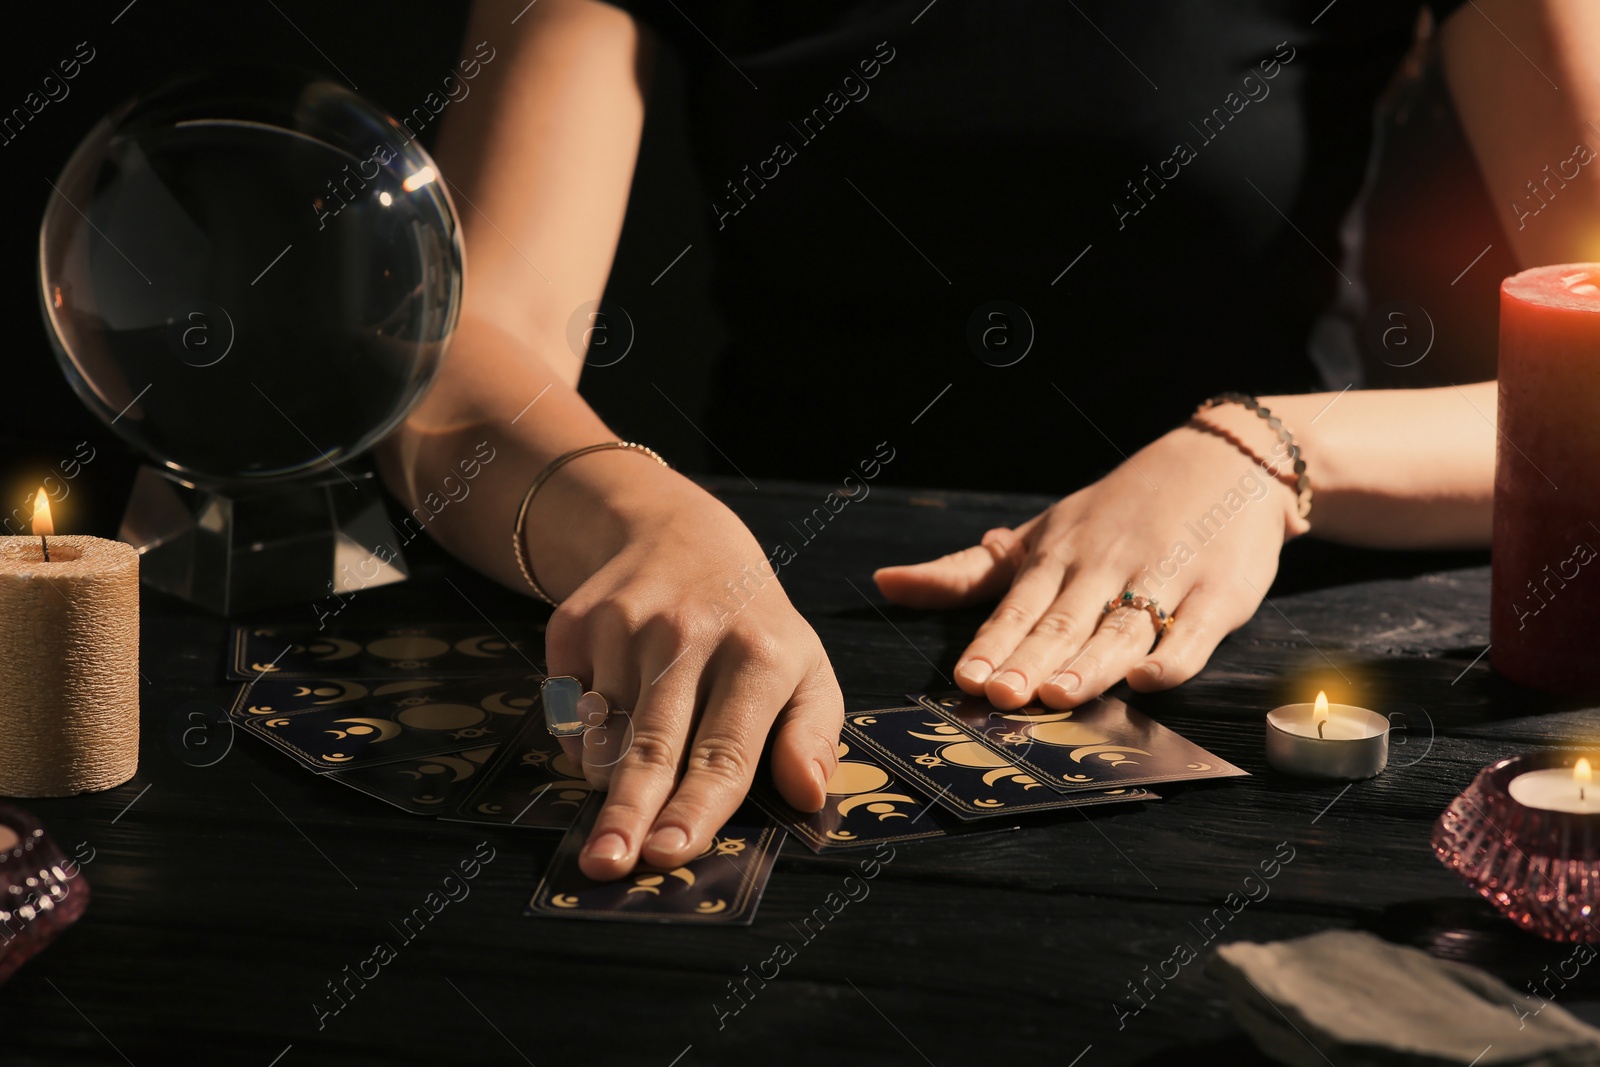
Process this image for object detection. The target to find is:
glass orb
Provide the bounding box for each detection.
[38,71,463,486]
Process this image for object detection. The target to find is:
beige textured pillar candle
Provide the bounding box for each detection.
[0,534,139,796]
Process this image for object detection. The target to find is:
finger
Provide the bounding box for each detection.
[765,657,845,813]
[1038,602,1159,709]
[984,576,1114,710]
[1126,584,1246,692]
[873,520,1038,610]
[955,553,1068,704]
[639,637,793,869]
[579,704,634,789]
[574,614,641,792]
[543,600,595,772]
[576,628,693,882]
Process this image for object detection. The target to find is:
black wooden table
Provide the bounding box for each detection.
[0,479,1585,1066]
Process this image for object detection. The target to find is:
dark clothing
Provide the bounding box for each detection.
[606,1,1466,492]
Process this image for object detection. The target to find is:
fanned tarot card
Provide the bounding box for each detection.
[239,674,543,772]
[911,691,1247,792]
[843,706,1158,819]
[748,738,963,853]
[527,796,783,925]
[228,623,545,680]
[441,702,597,830]
[326,746,500,814]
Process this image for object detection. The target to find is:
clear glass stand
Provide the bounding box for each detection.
[117,466,408,615]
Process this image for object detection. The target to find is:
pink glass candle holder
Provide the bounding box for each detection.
[1433,752,1600,942]
[0,803,90,983]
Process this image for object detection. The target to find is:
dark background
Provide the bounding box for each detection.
[2,1,1508,537]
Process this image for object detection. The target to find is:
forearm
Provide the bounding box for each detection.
[377,0,655,595]
[1200,383,1496,549]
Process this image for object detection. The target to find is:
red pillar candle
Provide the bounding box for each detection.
[1491,264,1600,694]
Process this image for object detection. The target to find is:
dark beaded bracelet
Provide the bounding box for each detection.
[1192,392,1313,520]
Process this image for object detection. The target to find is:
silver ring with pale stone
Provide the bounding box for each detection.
[542,675,617,737]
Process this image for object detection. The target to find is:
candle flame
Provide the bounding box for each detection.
[31,488,52,537]
[1578,758,1592,786]
[1313,691,1329,739]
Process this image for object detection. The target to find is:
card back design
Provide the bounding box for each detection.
[527,796,783,925]
[914,691,1247,792]
[241,675,543,772]
[748,739,958,853]
[844,707,1158,818]
[442,702,595,830]
[229,623,545,680]
[326,746,499,814]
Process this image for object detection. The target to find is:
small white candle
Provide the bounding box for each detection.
[1507,757,1600,813]
[1265,691,1389,780]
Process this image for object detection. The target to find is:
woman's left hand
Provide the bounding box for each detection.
[872,417,1310,709]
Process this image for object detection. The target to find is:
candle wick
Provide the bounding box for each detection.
[1317,719,1325,739]
[40,534,48,563]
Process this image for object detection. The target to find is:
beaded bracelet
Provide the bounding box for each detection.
[512,441,669,606]
[1192,392,1312,520]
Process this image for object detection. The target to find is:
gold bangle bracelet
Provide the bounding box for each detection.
[512,440,669,606]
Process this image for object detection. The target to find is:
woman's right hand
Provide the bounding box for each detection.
[525,452,843,881]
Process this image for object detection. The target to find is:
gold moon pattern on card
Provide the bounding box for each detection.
[395,703,487,731]
[326,717,404,741]
[1068,744,1152,766]
[551,894,581,908]
[366,636,451,662]
[479,691,534,717]
[906,722,1043,790]
[455,635,511,658]
[307,638,362,661]
[696,900,728,914]
[826,739,921,821]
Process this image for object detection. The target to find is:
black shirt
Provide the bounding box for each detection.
[606,1,1466,492]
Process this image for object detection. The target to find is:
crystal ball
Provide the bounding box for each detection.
[38,72,463,486]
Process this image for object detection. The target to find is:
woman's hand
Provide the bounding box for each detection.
[525,453,843,880]
[873,415,1309,710]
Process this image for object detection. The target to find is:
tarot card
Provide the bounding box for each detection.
[228,677,450,723]
[747,739,961,853]
[241,674,543,772]
[527,795,783,925]
[843,707,1159,819]
[441,704,596,830]
[912,691,1248,792]
[325,746,500,815]
[228,623,544,680]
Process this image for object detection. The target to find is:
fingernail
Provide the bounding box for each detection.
[1050,672,1081,696]
[991,670,1026,697]
[584,832,627,863]
[957,658,993,685]
[647,826,689,856]
[812,758,832,795]
[1139,661,1163,680]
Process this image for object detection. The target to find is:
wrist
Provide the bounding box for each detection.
[1189,396,1314,540]
[519,446,683,601]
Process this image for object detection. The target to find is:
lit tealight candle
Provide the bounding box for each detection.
[1265,691,1389,780]
[1506,755,1600,814]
